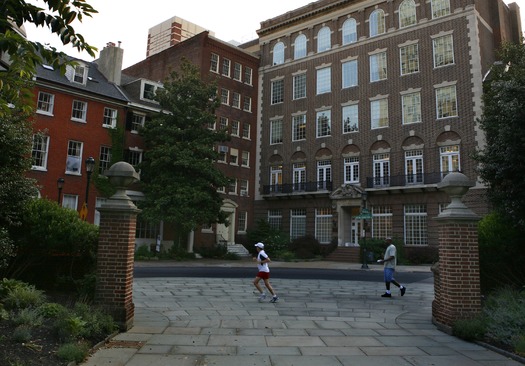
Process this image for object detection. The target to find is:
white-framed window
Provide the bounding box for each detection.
[402,91,421,124]
[220,88,229,105]
[217,186,226,194]
[317,26,331,52]
[440,145,460,177]
[271,79,284,104]
[404,204,428,245]
[371,98,389,129]
[317,160,331,190]
[233,62,242,81]
[228,179,238,195]
[373,153,390,187]
[290,208,307,240]
[294,34,307,59]
[128,149,142,168]
[315,208,332,244]
[62,194,78,210]
[210,53,219,73]
[99,146,112,174]
[238,211,248,232]
[370,51,387,82]
[207,119,216,130]
[293,162,306,191]
[273,42,285,65]
[136,216,160,240]
[66,140,83,174]
[31,134,49,170]
[219,116,228,130]
[270,165,283,192]
[342,59,358,88]
[399,0,417,28]
[268,209,282,230]
[242,122,251,139]
[94,197,107,226]
[293,73,307,100]
[131,113,145,133]
[344,157,359,183]
[433,34,454,68]
[240,179,249,196]
[342,104,359,133]
[229,148,238,165]
[292,114,307,141]
[241,151,250,167]
[405,150,424,184]
[232,92,241,109]
[270,119,283,144]
[36,91,54,115]
[342,18,357,45]
[436,85,457,119]
[71,100,87,122]
[243,96,252,112]
[400,43,419,75]
[316,110,331,138]
[369,9,386,37]
[231,120,240,136]
[222,58,231,77]
[316,66,331,94]
[244,67,253,85]
[217,146,227,163]
[103,107,117,128]
[142,82,159,101]
[431,0,450,19]
[73,65,86,84]
[371,205,392,239]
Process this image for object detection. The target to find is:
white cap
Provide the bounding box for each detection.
[254,242,264,249]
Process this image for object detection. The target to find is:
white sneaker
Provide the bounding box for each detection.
[258,293,267,302]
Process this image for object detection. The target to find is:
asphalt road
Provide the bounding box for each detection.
[134,265,433,283]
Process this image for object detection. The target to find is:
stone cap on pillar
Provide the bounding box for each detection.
[102,161,141,211]
[436,172,479,220]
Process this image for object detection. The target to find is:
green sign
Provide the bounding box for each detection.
[355,208,372,220]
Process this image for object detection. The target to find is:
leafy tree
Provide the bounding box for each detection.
[475,41,525,231]
[139,59,231,235]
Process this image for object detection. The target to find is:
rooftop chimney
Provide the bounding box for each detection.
[96,42,124,85]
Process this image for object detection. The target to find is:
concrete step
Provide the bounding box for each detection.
[227,243,251,257]
[325,247,361,263]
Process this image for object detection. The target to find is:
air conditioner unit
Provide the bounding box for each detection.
[240,190,248,196]
[219,145,229,153]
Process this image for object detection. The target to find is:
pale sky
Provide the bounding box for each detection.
[24,0,524,69]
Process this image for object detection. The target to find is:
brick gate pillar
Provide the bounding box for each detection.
[95,162,140,330]
[433,172,481,332]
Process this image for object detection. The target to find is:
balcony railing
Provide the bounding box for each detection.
[263,181,333,195]
[366,172,445,189]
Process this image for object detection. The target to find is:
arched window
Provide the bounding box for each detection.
[342,18,357,45]
[369,9,386,37]
[272,42,285,65]
[399,0,417,28]
[294,34,307,59]
[317,26,331,53]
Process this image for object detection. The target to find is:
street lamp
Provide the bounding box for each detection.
[57,178,65,204]
[356,191,371,269]
[80,157,95,221]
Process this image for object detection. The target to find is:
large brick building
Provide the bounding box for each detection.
[253,0,521,257]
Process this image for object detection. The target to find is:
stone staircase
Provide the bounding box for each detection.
[227,243,251,257]
[325,246,361,263]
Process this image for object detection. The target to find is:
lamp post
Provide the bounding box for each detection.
[80,157,95,221]
[57,178,65,204]
[355,191,371,269]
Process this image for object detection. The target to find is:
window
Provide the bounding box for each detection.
[233,62,242,81]
[317,26,331,52]
[268,209,282,230]
[62,194,78,210]
[292,114,307,141]
[131,113,145,132]
[219,116,228,130]
[240,180,249,196]
[103,107,117,128]
[221,88,229,105]
[316,110,331,137]
[293,162,306,191]
[373,153,390,187]
[342,59,358,88]
[271,79,284,104]
[317,160,331,190]
[37,92,54,114]
[404,205,428,245]
[229,179,237,194]
[244,67,253,85]
[128,149,142,168]
[66,140,83,174]
[344,157,359,183]
[243,96,252,112]
[293,73,307,100]
[71,100,87,122]
[217,146,227,163]
[315,208,332,244]
[242,122,251,138]
[436,85,457,119]
[370,52,387,82]
[369,9,386,37]
[400,43,419,75]
[342,18,357,45]
[232,92,241,108]
[372,206,392,239]
[294,34,307,59]
[32,134,49,170]
[99,146,112,174]
[290,209,307,240]
[342,104,359,133]
[142,82,157,101]
[432,0,450,19]
[270,119,283,144]
[207,119,216,130]
[405,150,423,184]
[231,120,240,136]
[241,151,250,167]
[229,148,238,165]
[273,42,285,65]
[73,65,86,84]
[270,165,282,193]
[222,58,231,76]
[210,53,219,73]
[440,145,460,177]
[433,34,454,67]
[316,66,331,94]
[402,92,421,124]
[371,98,389,129]
[399,0,417,28]
[238,211,247,232]
[136,216,160,239]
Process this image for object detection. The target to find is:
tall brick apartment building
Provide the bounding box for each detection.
[253,0,522,256]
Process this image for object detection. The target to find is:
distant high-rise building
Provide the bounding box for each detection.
[146,16,214,57]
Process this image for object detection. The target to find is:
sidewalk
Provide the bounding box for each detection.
[82,260,523,366]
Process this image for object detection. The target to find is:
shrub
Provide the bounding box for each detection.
[53,314,87,342]
[57,341,90,363]
[135,244,154,260]
[514,335,525,356]
[12,325,32,343]
[0,227,15,271]
[289,235,321,259]
[0,278,28,300]
[12,308,43,327]
[197,243,227,259]
[72,301,117,340]
[453,315,487,341]
[247,219,290,255]
[37,302,67,318]
[3,284,46,310]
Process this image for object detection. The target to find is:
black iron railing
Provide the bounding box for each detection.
[263,181,333,195]
[366,172,444,189]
